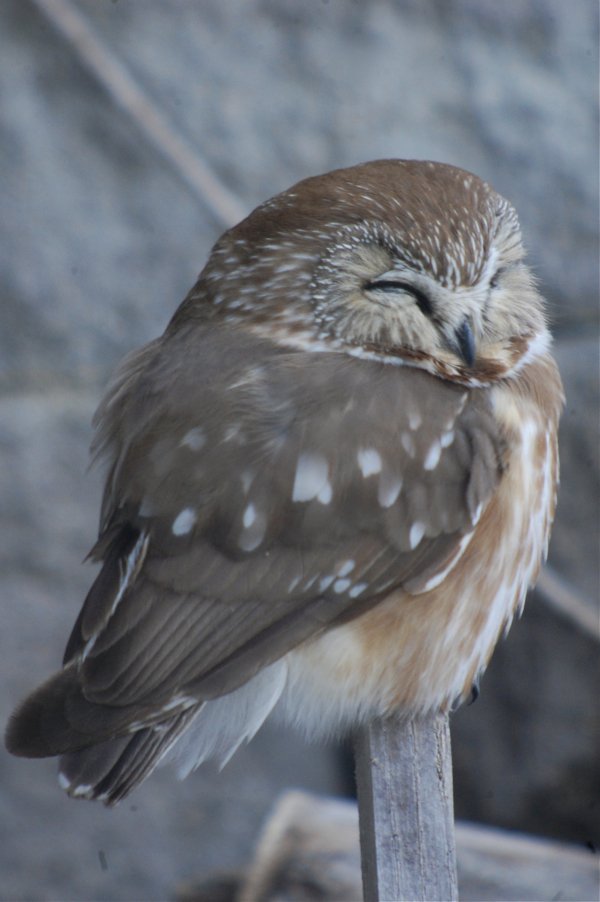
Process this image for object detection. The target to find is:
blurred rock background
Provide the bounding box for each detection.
[1,1,597,899]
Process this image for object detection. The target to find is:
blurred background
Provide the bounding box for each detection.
[1,1,598,899]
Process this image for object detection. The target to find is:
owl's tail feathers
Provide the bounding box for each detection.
[58,709,199,805]
[4,663,142,760]
[4,665,199,805]
[58,661,288,804]
[5,659,288,805]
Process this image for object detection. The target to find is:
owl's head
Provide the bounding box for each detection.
[181,160,549,385]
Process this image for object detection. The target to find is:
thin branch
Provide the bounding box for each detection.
[536,566,599,641]
[31,0,247,230]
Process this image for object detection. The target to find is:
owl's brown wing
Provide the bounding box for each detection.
[60,324,504,715]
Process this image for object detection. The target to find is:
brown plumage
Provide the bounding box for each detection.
[5,160,563,804]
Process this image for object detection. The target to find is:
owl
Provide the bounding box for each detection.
[6,160,563,804]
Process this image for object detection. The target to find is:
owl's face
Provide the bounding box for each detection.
[183,160,547,384]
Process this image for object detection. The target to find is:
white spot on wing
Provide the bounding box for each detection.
[423,440,442,471]
[378,471,402,508]
[292,452,330,502]
[288,574,301,593]
[181,427,206,451]
[349,582,368,598]
[401,432,415,456]
[172,508,197,536]
[357,448,382,477]
[333,578,351,594]
[319,575,335,592]
[408,410,422,430]
[243,503,256,528]
[239,504,266,552]
[337,559,355,577]
[317,480,333,504]
[409,521,426,550]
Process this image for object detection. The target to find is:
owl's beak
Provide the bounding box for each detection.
[454,319,476,366]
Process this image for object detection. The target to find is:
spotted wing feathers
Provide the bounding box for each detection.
[5,324,505,800]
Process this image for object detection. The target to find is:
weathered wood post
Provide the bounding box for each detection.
[355,711,458,902]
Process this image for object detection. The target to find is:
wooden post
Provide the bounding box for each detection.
[354,712,458,902]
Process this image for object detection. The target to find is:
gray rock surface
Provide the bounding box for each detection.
[1,1,598,900]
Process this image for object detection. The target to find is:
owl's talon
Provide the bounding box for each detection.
[468,681,480,705]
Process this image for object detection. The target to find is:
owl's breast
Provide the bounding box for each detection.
[280,361,561,733]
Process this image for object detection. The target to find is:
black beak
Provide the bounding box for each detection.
[454,319,476,367]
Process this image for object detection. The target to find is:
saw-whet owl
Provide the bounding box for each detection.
[6,159,563,804]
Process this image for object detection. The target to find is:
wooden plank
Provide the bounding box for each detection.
[355,712,458,902]
[230,790,599,902]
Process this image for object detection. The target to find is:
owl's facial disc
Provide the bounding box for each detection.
[208,167,548,380]
[362,269,478,366]
[311,238,488,368]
